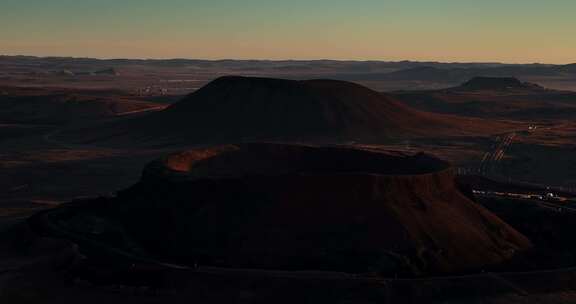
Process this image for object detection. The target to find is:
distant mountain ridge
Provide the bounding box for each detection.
[1,55,572,74]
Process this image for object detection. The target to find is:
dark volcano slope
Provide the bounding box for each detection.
[456,77,545,91]
[0,86,160,125]
[393,77,576,120]
[49,143,532,276]
[158,76,442,141]
[61,76,504,145]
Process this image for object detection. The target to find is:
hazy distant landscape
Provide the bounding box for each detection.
[3,55,576,93]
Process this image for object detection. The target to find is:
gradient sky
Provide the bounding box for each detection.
[1,0,575,63]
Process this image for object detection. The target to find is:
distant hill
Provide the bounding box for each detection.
[562,63,576,73]
[91,68,119,76]
[392,77,576,120]
[455,77,544,91]
[382,66,465,81]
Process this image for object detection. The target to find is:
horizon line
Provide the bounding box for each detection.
[1,54,573,66]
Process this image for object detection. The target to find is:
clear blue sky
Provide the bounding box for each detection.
[1,0,575,63]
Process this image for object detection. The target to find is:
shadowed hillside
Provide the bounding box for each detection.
[34,143,532,276]
[0,87,162,124]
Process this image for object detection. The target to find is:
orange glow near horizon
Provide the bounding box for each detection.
[1,0,575,64]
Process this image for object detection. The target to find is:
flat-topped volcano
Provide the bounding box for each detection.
[392,77,576,120]
[39,143,531,276]
[456,77,544,91]
[155,76,451,141]
[59,76,505,145]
